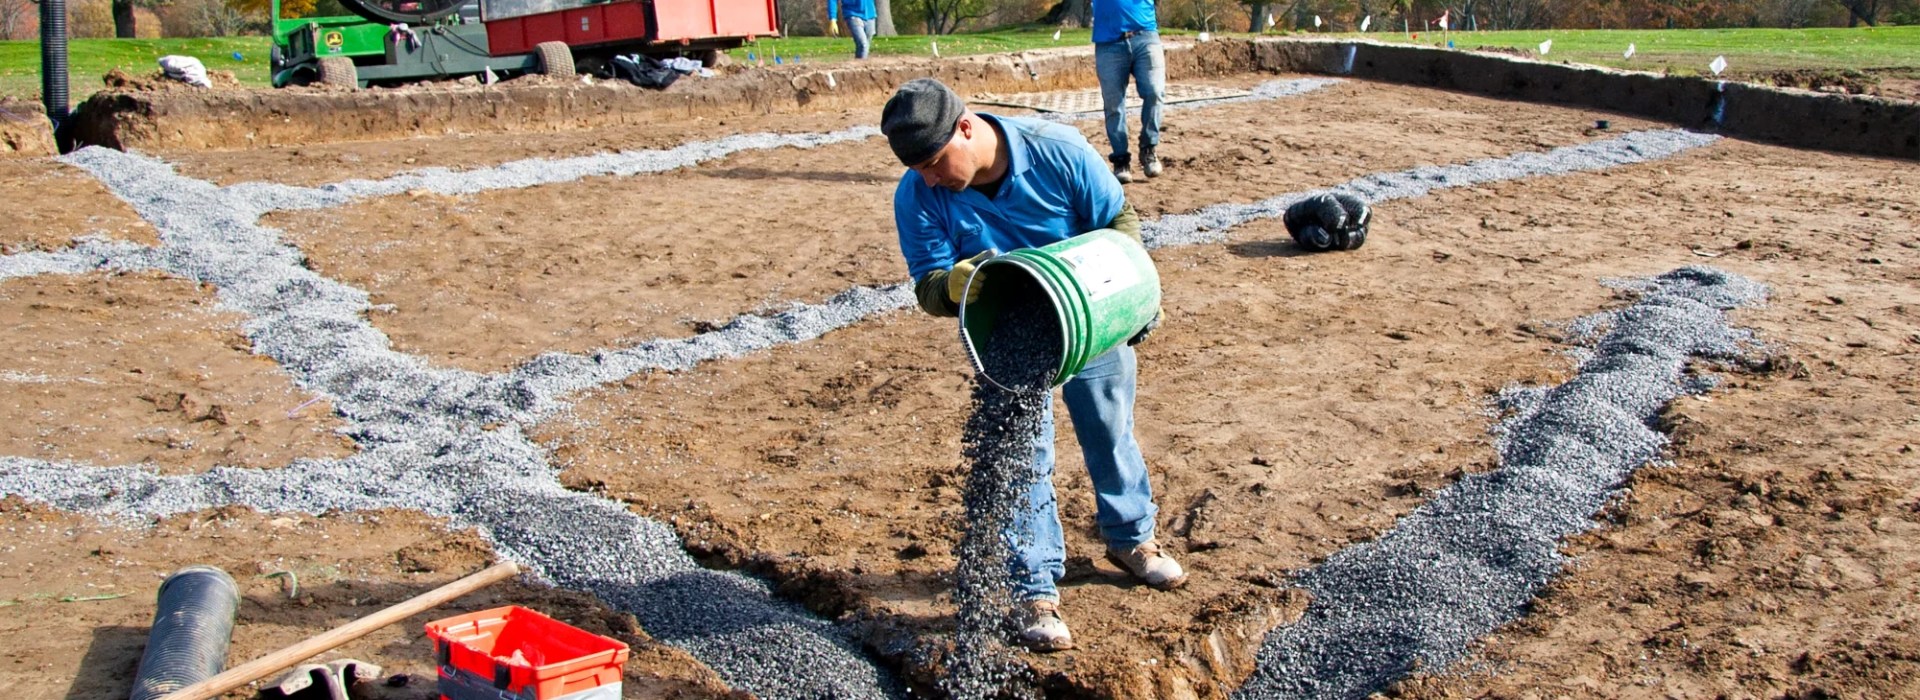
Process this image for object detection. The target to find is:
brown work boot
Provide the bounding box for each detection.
[1018,599,1074,652]
[1106,538,1189,590]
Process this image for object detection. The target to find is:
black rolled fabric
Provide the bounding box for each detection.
[1285,193,1373,252]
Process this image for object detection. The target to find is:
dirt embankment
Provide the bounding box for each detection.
[0,98,55,158]
[62,38,1918,161]
[59,39,1253,155]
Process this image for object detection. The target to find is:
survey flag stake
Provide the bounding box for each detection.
[1052,28,1061,40]
[1710,55,1728,75]
[1314,15,1322,28]
[1360,15,1371,32]
[1266,13,1275,29]
[1539,39,1552,56]
[931,41,940,58]
[1436,10,1449,29]
[1625,43,1636,59]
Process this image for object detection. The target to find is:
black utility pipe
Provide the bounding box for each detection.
[39,0,71,148]
[129,566,240,700]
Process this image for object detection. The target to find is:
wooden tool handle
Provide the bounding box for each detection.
[158,561,522,700]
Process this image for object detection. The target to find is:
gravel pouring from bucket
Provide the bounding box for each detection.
[958,229,1161,392]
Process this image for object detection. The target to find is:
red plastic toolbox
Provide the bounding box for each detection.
[425,605,629,700]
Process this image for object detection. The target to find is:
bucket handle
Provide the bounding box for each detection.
[955,249,1021,394]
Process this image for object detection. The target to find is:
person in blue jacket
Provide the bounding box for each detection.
[827,0,877,59]
[1092,0,1165,183]
[882,78,1186,653]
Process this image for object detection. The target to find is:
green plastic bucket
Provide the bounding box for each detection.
[959,229,1162,391]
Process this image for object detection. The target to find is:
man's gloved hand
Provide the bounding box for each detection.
[1127,305,1164,346]
[829,19,840,37]
[947,250,995,305]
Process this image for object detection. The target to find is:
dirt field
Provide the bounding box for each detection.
[2,67,1916,700]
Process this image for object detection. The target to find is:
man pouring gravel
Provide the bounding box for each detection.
[882,77,1186,653]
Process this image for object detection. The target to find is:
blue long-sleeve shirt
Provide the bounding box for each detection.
[895,113,1125,282]
[828,0,876,21]
[1091,0,1158,43]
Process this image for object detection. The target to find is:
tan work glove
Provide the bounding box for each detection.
[829,19,841,37]
[947,251,994,305]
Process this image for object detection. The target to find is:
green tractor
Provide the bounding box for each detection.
[270,0,778,89]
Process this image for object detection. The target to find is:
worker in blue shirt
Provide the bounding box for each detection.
[1091,0,1165,183]
[882,78,1186,653]
[826,0,877,59]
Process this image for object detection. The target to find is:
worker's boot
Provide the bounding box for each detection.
[1018,598,1074,652]
[1140,144,1163,178]
[1110,153,1134,184]
[1106,538,1188,590]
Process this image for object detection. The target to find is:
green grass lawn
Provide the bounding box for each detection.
[2,25,1913,104]
[1309,25,1920,75]
[0,36,267,104]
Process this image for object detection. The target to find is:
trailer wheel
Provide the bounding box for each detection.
[317,57,358,89]
[534,42,575,77]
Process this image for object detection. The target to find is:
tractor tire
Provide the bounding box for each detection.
[317,57,358,90]
[534,42,575,77]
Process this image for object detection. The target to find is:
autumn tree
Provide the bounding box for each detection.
[1832,0,1885,24]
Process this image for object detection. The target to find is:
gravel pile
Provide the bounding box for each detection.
[946,276,1061,700]
[1233,267,1767,700]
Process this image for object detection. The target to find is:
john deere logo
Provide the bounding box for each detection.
[324,30,345,53]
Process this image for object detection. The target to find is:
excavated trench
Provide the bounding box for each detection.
[1,34,1893,700]
[49,38,1917,160]
[0,109,1738,698]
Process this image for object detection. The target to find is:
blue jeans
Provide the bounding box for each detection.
[1094,31,1166,162]
[846,16,873,59]
[1011,346,1158,601]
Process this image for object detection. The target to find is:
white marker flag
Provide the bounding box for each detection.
[1266,13,1276,28]
[1360,15,1371,32]
[1314,15,1323,27]
[826,71,837,89]
[1539,38,1552,55]
[1052,28,1061,40]
[1710,55,1727,75]
[1436,10,1449,29]
[1624,42,1636,59]
[931,41,940,58]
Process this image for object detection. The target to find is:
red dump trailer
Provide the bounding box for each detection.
[274,0,779,88]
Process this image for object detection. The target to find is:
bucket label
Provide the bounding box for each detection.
[1059,238,1141,302]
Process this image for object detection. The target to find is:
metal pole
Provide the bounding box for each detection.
[40,0,71,144]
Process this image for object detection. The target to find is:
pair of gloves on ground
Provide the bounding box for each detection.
[945,252,1161,347]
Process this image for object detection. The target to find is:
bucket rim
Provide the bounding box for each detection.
[958,254,1071,393]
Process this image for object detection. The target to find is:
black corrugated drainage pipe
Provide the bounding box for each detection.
[39,0,71,151]
[129,566,241,700]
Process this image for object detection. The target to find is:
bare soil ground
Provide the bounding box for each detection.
[0,271,356,474]
[261,78,1661,374]
[0,159,157,253]
[2,71,1916,700]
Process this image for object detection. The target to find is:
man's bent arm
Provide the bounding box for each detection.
[1107,201,1142,244]
[914,271,961,317]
